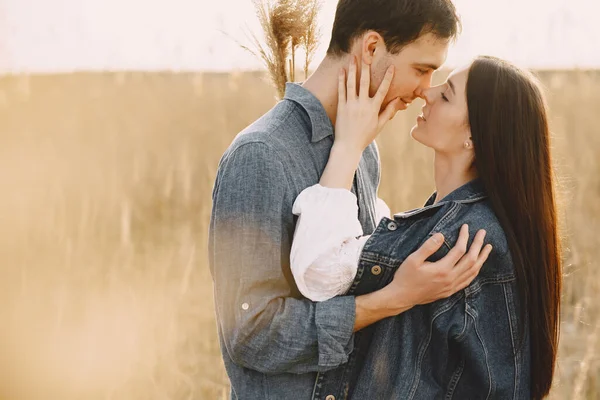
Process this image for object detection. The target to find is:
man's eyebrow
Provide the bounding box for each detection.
[414,63,441,71]
[448,79,456,94]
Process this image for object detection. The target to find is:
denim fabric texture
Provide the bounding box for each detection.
[315,179,531,400]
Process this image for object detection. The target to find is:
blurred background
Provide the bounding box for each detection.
[0,0,598,398]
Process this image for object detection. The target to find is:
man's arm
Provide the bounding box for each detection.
[209,141,357,375]
[352,225,491,331]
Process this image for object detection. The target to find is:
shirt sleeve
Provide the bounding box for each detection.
[209,142,357,375]
[291,184,373,302]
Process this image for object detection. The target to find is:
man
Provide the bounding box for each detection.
[209,0,487,398]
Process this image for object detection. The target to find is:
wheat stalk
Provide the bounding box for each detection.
[241,0,322,98]
[302,0,322,80]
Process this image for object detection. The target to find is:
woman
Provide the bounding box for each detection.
[291,56,561,399]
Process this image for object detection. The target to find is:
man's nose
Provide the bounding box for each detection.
[416,72,435,98]
[415,87,433,103]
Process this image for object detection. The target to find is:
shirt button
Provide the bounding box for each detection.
[325,396,336,400]
[371,265,382,275]
[387,221,398,231]
[241,303,249,310]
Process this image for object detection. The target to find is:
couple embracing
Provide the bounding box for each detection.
[209,0,562,399]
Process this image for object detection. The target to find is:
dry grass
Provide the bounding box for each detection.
[0,69,597,399]
[241,0,321,98]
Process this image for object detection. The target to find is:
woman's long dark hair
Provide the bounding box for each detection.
[467,56,561,399]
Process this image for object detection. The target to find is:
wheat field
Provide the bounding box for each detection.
[0,69,597,399]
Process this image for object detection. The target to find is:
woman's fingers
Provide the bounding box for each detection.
[374,65,395,105]
[359,59,370,99]
[345,58,393,105]
[347,56,357,99]
[378,97,400,131]
[338,68,346,108]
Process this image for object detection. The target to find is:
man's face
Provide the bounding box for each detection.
[370,32,450,112]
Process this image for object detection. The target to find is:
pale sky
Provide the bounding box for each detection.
[0,0,598,73]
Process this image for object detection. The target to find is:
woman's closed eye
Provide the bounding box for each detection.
[416,68,428,76]
[441,91,449,102]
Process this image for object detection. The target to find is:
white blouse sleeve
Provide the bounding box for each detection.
[376,196,391,223]
[291,185,390,302]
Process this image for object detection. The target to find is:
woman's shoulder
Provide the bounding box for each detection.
[437,198,515,282]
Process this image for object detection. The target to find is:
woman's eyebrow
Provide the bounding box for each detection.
[447,79,456,94]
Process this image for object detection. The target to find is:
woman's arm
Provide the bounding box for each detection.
[290,58,398,301]
[291,184,369,301]
[320,57,399,190]
[291,185,391,301]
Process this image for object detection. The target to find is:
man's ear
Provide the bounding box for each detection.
[361,31,385,65]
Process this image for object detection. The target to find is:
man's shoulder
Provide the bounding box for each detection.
[225,100,307,156]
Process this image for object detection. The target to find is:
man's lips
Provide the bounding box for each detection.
[397,98,412,110]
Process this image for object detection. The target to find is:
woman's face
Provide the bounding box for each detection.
[410,64,472,154]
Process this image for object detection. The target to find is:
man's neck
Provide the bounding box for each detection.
[301,55,349,127]
[433,152,478,204]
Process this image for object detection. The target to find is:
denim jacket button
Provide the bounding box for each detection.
[371,265,382,275]
[387,221,398,231]
[325,396,335,400]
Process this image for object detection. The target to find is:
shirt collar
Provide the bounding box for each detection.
[283,82,334,143]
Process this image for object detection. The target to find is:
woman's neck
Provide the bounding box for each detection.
[433,152,478,204]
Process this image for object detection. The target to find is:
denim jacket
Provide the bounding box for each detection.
[314,179,532,400]
[208,83,380,399]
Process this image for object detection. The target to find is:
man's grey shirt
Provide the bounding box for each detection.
[208,83,380,399]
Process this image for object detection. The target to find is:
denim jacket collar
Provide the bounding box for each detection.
[426,178,487,205]
[395,178,487,219]
[283,82,334,143]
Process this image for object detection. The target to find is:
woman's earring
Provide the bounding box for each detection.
[464,141,471,149]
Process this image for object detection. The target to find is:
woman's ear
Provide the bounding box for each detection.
[462,122,473,147]
[463,136,474,150]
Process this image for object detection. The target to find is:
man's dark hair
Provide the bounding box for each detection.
[327,0,461,56]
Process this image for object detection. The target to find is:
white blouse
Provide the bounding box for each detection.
[290,184,391,302]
